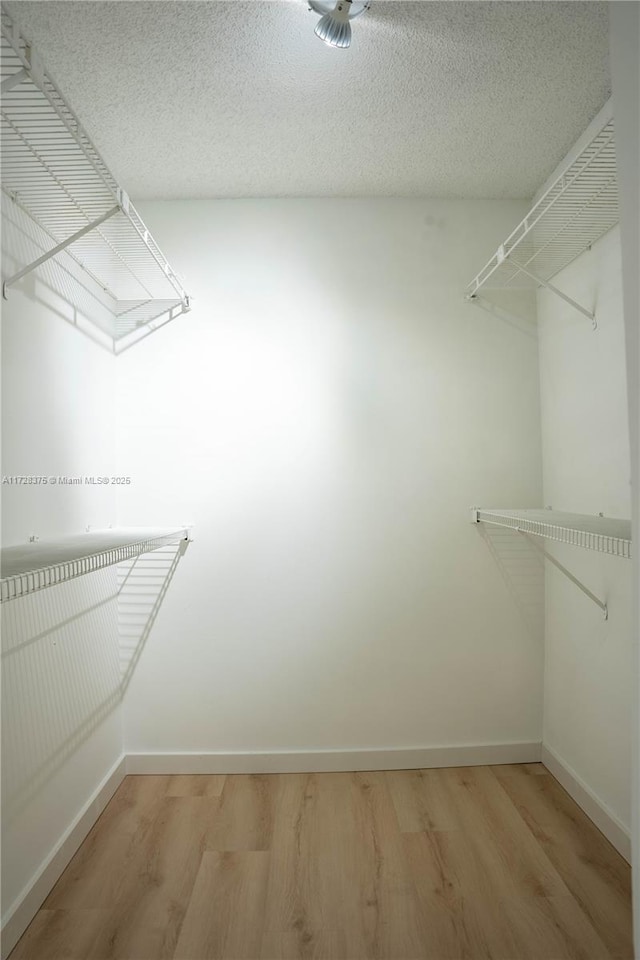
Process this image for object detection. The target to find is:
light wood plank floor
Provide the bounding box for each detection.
[10,765,633,959]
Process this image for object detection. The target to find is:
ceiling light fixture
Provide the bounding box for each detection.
[308,0,371,49]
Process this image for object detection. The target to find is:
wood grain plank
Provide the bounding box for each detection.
[492,763,633,958]
[403,829,520,959]
[207,775,274,852]
[173,851,269,959]
[260,771,423,959]
[349,771,425,959]
[499,895,613,959]
[404,830,613,959]
[166,774,227,797]
[258,774,373,958]
[8,910,109,960]
[260,930,344,959]
[87,796,219,959]
[44,776,170,910]
[439,766,570,899]
[260,772,362,958]
[385,768,458,832]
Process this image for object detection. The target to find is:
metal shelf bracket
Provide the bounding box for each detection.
[519,531,608,620]
[1,65,26,93]
[507,258,597,329]
[471,507,627,619]
[2,205,121,298]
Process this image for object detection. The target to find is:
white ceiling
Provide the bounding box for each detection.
[7,1,610,199]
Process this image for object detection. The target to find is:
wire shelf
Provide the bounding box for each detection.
[1,527,192,602]
[0,5,190,351]
[472,509,631,559]
[465,107,618,322]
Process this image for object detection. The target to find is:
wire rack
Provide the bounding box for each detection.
[0,527,192,602]
[465,110,618,324]
[472,509,631,560]
[0,5,190,351]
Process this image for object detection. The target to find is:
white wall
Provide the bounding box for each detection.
[116,198,544,757]
[609,1,640,941]
[538,226,633,833]
[1,201,116,544]
[1,202,123,944]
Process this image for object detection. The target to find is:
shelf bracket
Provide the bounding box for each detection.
[507,258,597,329]
[2,204,121,298]
[1,67,28,93]
[519,531,608,620]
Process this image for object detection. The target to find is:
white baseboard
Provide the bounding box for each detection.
[541,744,631,862]
[125,741,542,775]
[0,755,127,960]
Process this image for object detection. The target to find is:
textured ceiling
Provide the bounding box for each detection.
[7,1,610,199]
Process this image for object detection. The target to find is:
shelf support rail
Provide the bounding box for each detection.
[2,204,121,298]
[1,66,27,93]
[520,532,608,620]
[505,258,596,328]
[471,509,609,619]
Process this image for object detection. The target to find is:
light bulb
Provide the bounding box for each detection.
[308,0,370,50]
[315,12,352,48]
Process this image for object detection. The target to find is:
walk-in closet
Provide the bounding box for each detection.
[1,2,638,958]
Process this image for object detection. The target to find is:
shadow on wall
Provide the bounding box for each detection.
[117,542,187,692]
[1,197,116,354]
[467,293,538,338]
[0,542,187,823]
[476,524,544,640]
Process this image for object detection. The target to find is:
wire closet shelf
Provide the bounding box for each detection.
[0,5,190,351]
[465,107,618,327]
[471,509,631,560]
[0,527,192,602]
